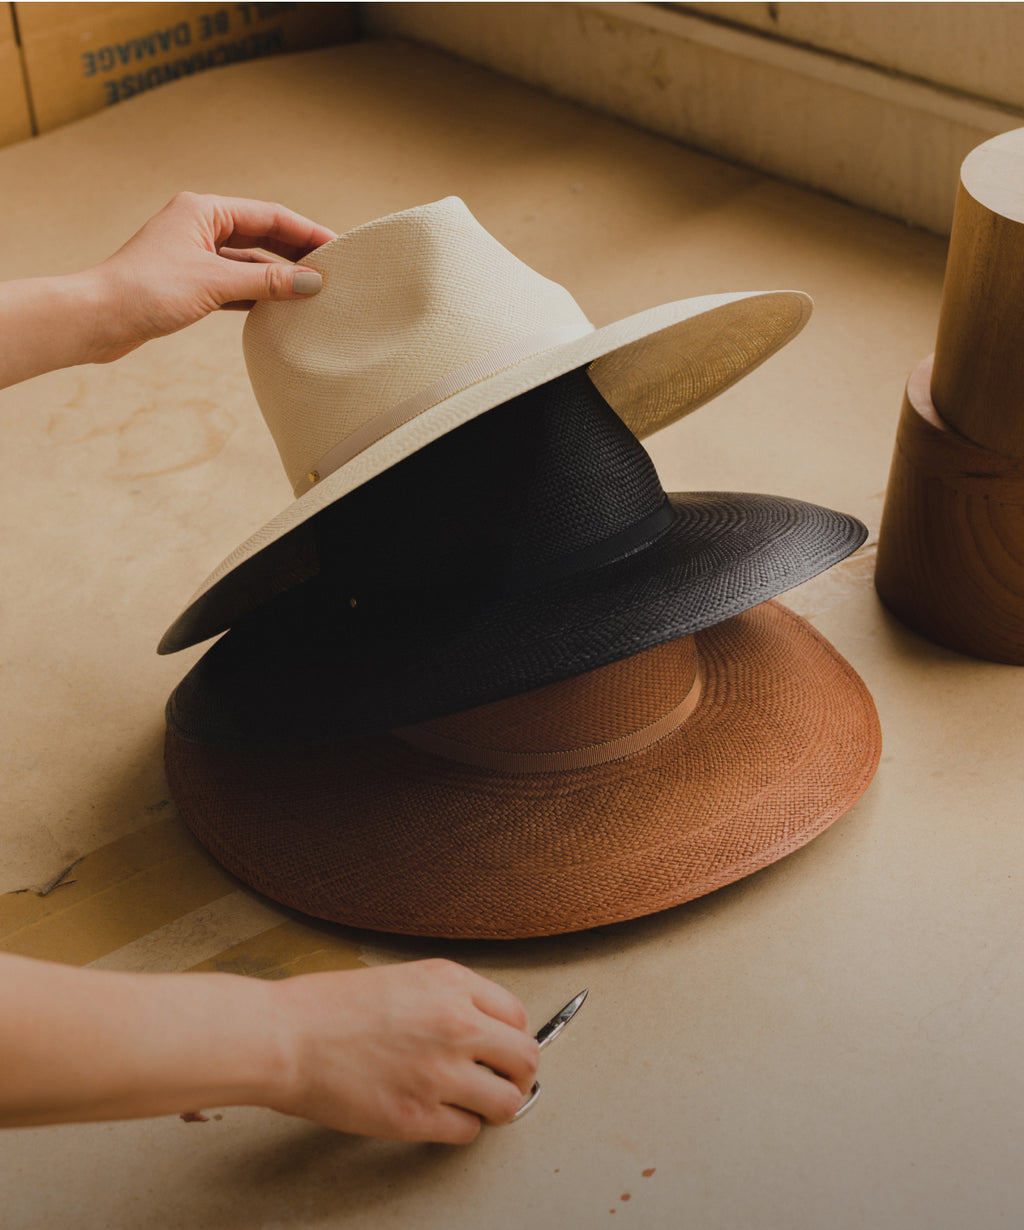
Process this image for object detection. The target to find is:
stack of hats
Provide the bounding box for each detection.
[160,198,881,939]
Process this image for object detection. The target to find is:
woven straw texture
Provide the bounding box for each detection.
[160,197,810,654]
[166,370,867,749]
[164,601,882,939]
[406,636,701,752]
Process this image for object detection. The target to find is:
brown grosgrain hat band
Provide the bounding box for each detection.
[395,660,703,772]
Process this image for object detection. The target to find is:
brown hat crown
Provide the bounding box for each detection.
[397,637,701,768]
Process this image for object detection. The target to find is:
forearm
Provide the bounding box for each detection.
[0,272,107,389]
[0,953,292,1127]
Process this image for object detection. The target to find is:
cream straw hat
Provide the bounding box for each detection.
[160,196,811,654]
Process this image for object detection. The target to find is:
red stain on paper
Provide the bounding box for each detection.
[179,1110,209,1123]
[620,1192,631,1201]
[642,1167,656,1177]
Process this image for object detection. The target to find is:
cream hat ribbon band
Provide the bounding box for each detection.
[306,322,596,487]
[394,666,704,773]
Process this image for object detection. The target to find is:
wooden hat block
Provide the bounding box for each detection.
[875,356,1024,663]
[875,129,1024,664]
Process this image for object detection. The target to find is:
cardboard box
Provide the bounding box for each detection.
[0,3,33,147]
[15,1,355,134]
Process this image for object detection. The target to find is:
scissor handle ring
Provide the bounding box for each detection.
[510,1080,541,1122]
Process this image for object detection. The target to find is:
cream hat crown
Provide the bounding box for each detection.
[247,196,592,495]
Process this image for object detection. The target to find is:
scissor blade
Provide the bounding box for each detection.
[534,988,588,1050]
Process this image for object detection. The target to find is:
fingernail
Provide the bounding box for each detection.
[292,268,322,295]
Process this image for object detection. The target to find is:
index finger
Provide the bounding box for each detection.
[211,195,337,262]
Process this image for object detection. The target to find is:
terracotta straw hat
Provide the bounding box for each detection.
[166,368,867,750]
[165,600,881,939]
[160,196,812,653]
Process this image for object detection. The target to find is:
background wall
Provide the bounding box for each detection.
[683,2,1024,111]
[4,3,1021,234]
[359,2,1024,234]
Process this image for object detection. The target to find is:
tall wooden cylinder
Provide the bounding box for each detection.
[875,356,1024,664]
[931,129,1024,458]
[875,127,1024,662]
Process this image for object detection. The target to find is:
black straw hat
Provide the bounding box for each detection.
[167,368,867,749]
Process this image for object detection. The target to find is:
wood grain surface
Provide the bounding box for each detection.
[876,355,1024,663]
[931,127,1024,458]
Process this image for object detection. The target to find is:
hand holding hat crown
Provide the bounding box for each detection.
[0,191,333,390]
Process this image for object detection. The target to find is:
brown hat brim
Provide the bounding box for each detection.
[165,601,881,939]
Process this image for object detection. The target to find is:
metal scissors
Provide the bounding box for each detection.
[510,988,588,1122]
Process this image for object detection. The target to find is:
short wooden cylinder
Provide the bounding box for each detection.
[875,355,1024,664]
[931,128,1024,459]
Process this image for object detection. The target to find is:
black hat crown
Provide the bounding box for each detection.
[309,366,671,608]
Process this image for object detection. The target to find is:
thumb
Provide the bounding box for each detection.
[217,256,323,306]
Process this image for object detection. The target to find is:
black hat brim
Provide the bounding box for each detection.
[166,490,866,749]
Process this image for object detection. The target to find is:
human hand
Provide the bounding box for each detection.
[81,190,336,363]
[0,954,536,1136]
[264,958,541,1143]
[0,191,335,390]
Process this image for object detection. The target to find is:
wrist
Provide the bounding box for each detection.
[0,271,106,388]
[236,974,300,1112]
[175,971,298,1114]
[48,263,147,368]
[0,957,297,1126]
[81,969,298,1121]
[71,264,133,365]
[34,270,107,368]
[258,974,321,1116]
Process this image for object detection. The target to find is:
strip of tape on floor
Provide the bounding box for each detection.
[188,919,367,978]
[0,817,365,977]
